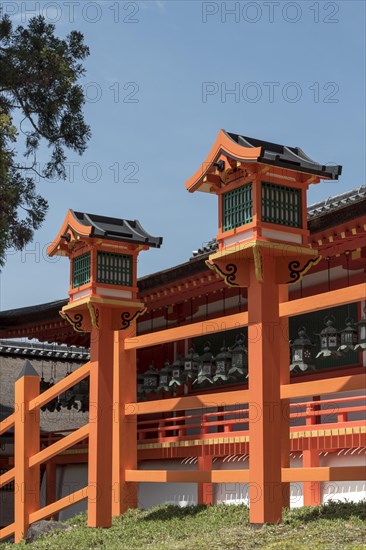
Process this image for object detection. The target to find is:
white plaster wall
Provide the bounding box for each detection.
[138,460,197,509]
[40,464,88,521]
[321,451,366,503]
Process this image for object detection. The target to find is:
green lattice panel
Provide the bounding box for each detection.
[97,251,132,286]
[72,252,91,288]
[222,183,253,232]
[261,182,302,228]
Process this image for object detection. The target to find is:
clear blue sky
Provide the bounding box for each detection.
[1,0,365,310]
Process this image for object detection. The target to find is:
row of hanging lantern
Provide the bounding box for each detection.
[40,361,89,413]
[289,308,366,373]
[139,308,366,393]
[138,334,248,397]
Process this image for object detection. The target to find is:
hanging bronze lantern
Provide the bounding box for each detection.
[142,361,159,393]
[157,360,172,392]
[184,346,200,381]
[169,354,185,388]
[316,317,342,358]
[213,345,232,383]
[194,342,214,385]
[338,318,358,352]
[137,368,144,399]
[73,378,89,410]
[355,307,366,351]
[290,327,315,372]
[228,334,248,380]
[42,363,58,412]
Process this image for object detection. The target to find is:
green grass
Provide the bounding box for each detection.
[1,501,365,549]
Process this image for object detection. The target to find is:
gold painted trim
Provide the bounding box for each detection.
[209,239,318,262]
[62,296,144,311]
[205,261,239,287]
[138,425,366,450]
[59,311,84,333]
[253,245,263,282]
[87,302,99,328]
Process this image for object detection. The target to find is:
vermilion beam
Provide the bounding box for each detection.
[29,362,90,411]
[29,424,89,468]
[279,283,366,317]
[14,368,40,543]
[0,413,15,436]
[88,309,114,528]
[125,470,250,483]
[124,312,248,350]
[125,388,250,416]
[29,487,88,523]
[0,467,15,489]
[112,330,138,517]
[282,466,366,482]
[281,373,366,400]
[247,256,282,525]
[124,284,366,351]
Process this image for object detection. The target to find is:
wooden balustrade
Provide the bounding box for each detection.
[0,361,91,543]
[136,394,366,444]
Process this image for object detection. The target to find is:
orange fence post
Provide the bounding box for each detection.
[14,360,40,543]
[197,454,213,505]
[303,445,321,506]
[248,255,282,525]
[112,329,138,516]
[279,285,290,510]
[88,307,114,528]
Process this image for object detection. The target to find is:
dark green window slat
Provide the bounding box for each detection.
[72,252,91,288]
[261,182,302,228]
[97,252,132,286]
[222,183,253,232]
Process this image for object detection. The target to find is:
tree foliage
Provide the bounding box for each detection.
[0,13,90,267]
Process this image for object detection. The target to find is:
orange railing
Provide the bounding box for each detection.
[0,362,90,543]
[136,394,366,444]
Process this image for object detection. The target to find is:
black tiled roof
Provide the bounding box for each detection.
[72,211,163,248]
[226,131,342,180]
[307,185,366,218]
[0,340,89,362]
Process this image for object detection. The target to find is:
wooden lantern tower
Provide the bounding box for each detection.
[48,210,162,526]
[185,130,342,524]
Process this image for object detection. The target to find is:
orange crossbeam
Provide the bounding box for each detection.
[0,413,15,436]
[29,362,90,411]
[125,467,365,484]
[126,389,250,415]
[0,523,15,541]
[281,373,366,400]
[125,312,249,350]
[0,467,14,489]
[279,283,366,318]
[282,466,366,482]
[29,487,88,524]
[125,470,250,483]
[29,424,89,468]
[124,285,366,350]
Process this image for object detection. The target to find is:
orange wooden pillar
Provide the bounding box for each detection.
[248,256,283,524]
[303,448,321,506]
[279,285,290,509]
[112,328,138,516]
[303,404,321,506]
[14,361,40,543]
[197,455,213,505]
[88,307,114,527]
